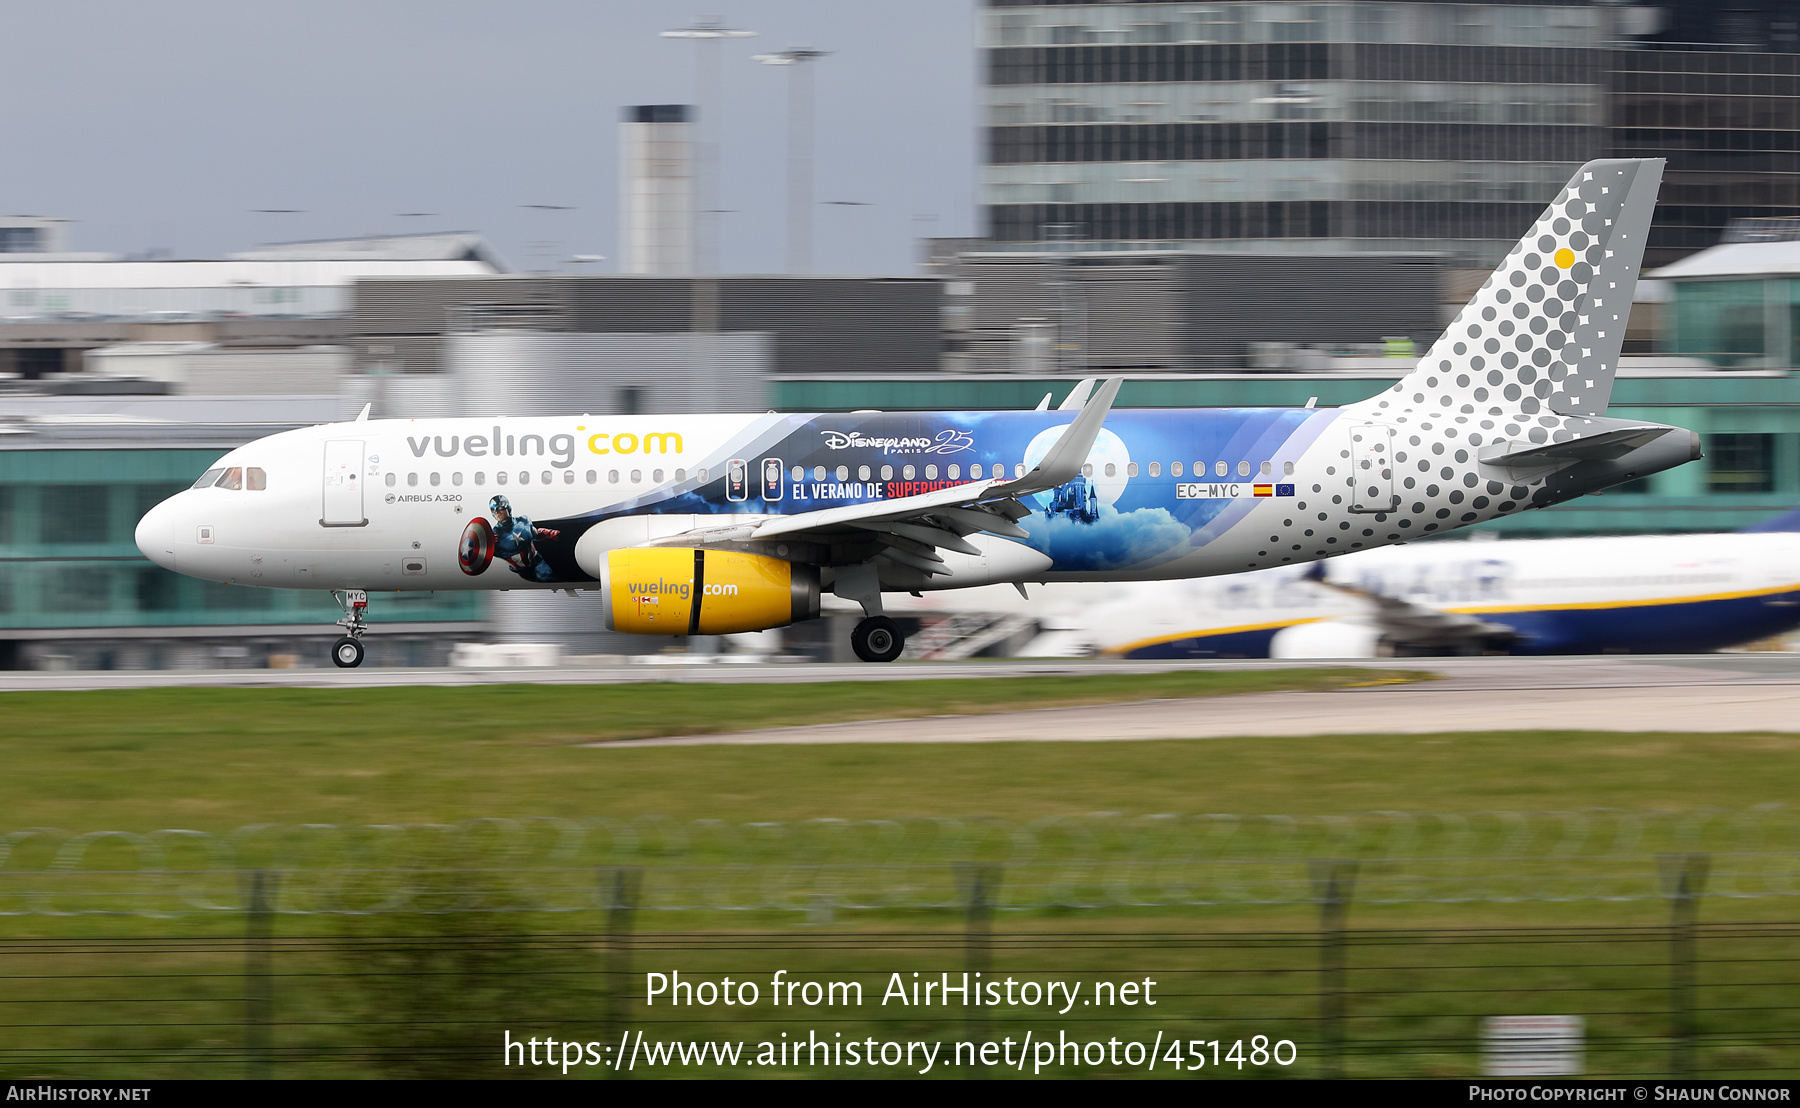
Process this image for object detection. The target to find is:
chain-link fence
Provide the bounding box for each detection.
[1,807,1796,917]
[1,812,1796,1078]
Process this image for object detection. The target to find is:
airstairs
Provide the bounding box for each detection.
[901,612,1038,661]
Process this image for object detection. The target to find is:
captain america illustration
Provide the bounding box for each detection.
[489,495,560,582]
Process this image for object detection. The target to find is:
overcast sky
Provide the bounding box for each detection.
[2,1,979,275]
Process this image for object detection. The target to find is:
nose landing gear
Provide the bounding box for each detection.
[331,589,369,668]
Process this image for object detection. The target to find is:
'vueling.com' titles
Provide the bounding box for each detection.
[626,578,740,601]
[405,429,685,467]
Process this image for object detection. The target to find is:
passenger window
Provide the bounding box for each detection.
[497,472,508,485]
[385,473,397,487]
[1081,464,1093,477]
[1172,462,1183,476]
[247,467,267,491]
[903,465,916,480]
[814,465,826,481]
[585,470,596,484]
[452,472,463,486]
[859,465,871,481]
[1237,461,1250,477]
[609,470,619,484]
[791,465,804,482]
[1126,463,1138,477]
[518,472,530,485]
[563,470,574,484]
[674,468,686,482]
[947,464,960,480]
[925,465,938,480]
[1104,463,1116,478]
[474,472,486,486]
[407,473,418,487]
[1260,461,1272,476]
[1215,461,1228,477]
[696,467,708,482]
[968,463,981,479]
[1148,462,1160,477]
[1015,463,1025,477]
[881,465,894,480]
[430,473,440,487]
[836,465,848,481]
[218,468,244,490]
[191,468,224,490]
[630,469,642,483]
[540,471,551,485]
[1283,461,1295,475]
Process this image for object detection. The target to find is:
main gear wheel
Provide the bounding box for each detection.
[850,616,905,663]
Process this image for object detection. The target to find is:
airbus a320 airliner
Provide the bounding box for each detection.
[136,158,1701,665]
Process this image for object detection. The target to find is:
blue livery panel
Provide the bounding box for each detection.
[522,408,1340,584]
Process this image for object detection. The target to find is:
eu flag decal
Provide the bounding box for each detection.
[1276,483,1296,497]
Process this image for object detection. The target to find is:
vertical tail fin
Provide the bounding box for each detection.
[1353,159,1663,420]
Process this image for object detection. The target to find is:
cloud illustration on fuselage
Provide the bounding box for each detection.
[1026,503,1191,572]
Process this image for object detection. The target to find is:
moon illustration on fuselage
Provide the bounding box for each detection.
[1022,426,1131,508]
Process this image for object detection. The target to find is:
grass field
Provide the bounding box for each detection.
[3,672,1797,1079]
[3,668,1798,830]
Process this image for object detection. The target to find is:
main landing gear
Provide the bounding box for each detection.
[851,616,905,664]
[331,589,368,668]
[836,563,906,663]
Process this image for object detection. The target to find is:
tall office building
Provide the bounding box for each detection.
[982,1,1800,269]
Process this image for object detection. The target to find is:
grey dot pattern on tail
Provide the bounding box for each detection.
[1235,161,1660,573]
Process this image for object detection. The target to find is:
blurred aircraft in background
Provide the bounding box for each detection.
[1007,506,1800,659]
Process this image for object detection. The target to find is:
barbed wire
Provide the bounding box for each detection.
[0,807,1794,917]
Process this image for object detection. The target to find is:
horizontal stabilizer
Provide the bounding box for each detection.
[1479,426,1672,468]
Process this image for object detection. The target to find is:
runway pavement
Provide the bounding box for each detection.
[588,654,1800,746]
[8,654,1798,744]
[4,652,1798,693]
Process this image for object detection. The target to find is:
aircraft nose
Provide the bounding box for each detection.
[135,496,182,572]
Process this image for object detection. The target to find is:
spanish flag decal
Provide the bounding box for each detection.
[1253,484,1273,497]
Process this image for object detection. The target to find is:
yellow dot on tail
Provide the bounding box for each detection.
[1554,247,1575,268]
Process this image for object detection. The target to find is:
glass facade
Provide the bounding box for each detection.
[1610,49,1800,267]
[1708,432,1777,493]
[1668,277,1800,368]
[0,449,481,634]
[983,2,1800,267]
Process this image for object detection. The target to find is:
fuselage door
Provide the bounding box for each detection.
[322,438,367,527]
[1349,422,1397,514]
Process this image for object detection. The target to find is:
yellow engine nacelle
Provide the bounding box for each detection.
[606,548,820,636]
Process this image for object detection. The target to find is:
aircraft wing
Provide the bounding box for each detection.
[1301,562,1518,651]
[648,379,1123,577]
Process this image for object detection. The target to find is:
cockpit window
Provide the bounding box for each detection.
[217,467,244,491]
[191,468,225,490]
[247,467,267,491]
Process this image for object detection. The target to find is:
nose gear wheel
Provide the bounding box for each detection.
[331,636,365,668]
[330,589,369,668]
